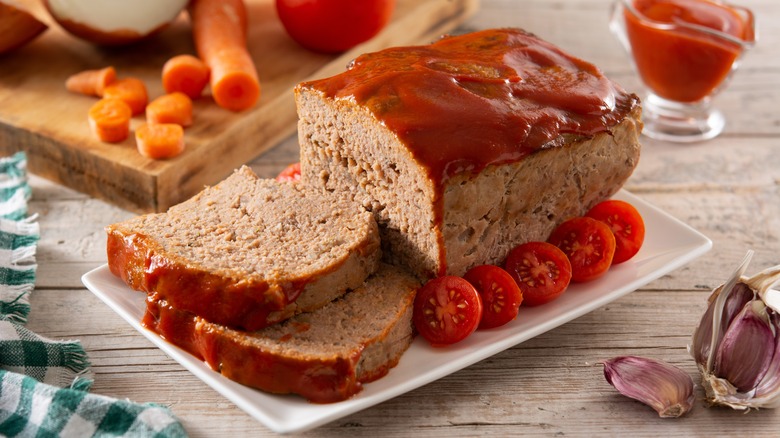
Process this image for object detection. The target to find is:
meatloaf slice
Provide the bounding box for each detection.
[106,166,381,331]
[296,28,642,278]
[142,263,420,403]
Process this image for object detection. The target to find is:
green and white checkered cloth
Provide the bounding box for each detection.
[0,152,187,437]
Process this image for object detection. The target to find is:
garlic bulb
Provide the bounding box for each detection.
[602,356,695,417]
[690,250,780,410]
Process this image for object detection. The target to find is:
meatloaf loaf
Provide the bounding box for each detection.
[142,263,420,403]
[106,166,381,331]
[296,28,642,279]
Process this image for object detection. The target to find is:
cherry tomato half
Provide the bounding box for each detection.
[586,200,645,264]
[548,217,616,283]
[464,265,523,329]
[504,241,572,306]
[413,276,483,346]
[275,162,301,182]
[275,0,396,53]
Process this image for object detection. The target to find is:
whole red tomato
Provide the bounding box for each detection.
[275,0,396,53]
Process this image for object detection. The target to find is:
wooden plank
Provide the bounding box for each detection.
[0,0,479,213]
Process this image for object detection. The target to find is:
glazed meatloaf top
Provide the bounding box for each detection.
[298,28,640,186]
[106,166,381,331]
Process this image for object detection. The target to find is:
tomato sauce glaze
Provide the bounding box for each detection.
[304,28,638,185]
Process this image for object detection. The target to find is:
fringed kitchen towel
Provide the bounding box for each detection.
[0,152,187,437]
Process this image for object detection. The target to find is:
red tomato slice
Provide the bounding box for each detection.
[276,162,301,182]
[586,200,645,264]
[548,217,616,283]
[464,265,523,329]
[413,276,483,346]
[504,241,572,306]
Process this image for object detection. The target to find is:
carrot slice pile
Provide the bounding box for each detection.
[189,0,260,112]
[162,54,211,99]
[103,77,148,116]
[88,98,132,143]
[66,66,117,97]
[146,92,193,127]
[135,123,185,159]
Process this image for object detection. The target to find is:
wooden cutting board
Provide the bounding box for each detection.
[0,0,478,213]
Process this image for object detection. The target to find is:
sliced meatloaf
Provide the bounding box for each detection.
[106,166,381,331]
[142,263,420,403]
[296,28,642,279]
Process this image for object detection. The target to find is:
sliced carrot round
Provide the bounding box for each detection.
[162,54,211,99]
[146,92,193,126]
[135,123,185,159]
[103,77,148,116]
[88,98,132,143]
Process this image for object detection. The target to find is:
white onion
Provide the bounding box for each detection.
[45,0,188,45]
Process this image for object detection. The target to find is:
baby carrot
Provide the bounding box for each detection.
[162,54,211,99]
[103,77,148,116]
[189,0,260,112]
[88,98,132,143]
[135,123,185,159]
[146,92,193,127]
[65,66,117,97]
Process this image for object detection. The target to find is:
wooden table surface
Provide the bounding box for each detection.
[16,0,780,436]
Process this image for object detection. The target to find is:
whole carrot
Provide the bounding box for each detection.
[189,0,260,112]
[162,54,211,99]
[146,92,193,126]
[66,66,117,97]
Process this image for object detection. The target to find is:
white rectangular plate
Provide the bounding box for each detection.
[82,190,711,434]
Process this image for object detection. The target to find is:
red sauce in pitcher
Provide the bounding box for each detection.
[624,0,754,102]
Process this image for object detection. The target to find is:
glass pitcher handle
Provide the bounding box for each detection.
[608,0,632,56]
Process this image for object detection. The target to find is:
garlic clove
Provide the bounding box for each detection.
[691,253,780,410]
[713,300,775,392]
[691,282,754,366]
[751,311,780,407]
[602,356,695,418]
